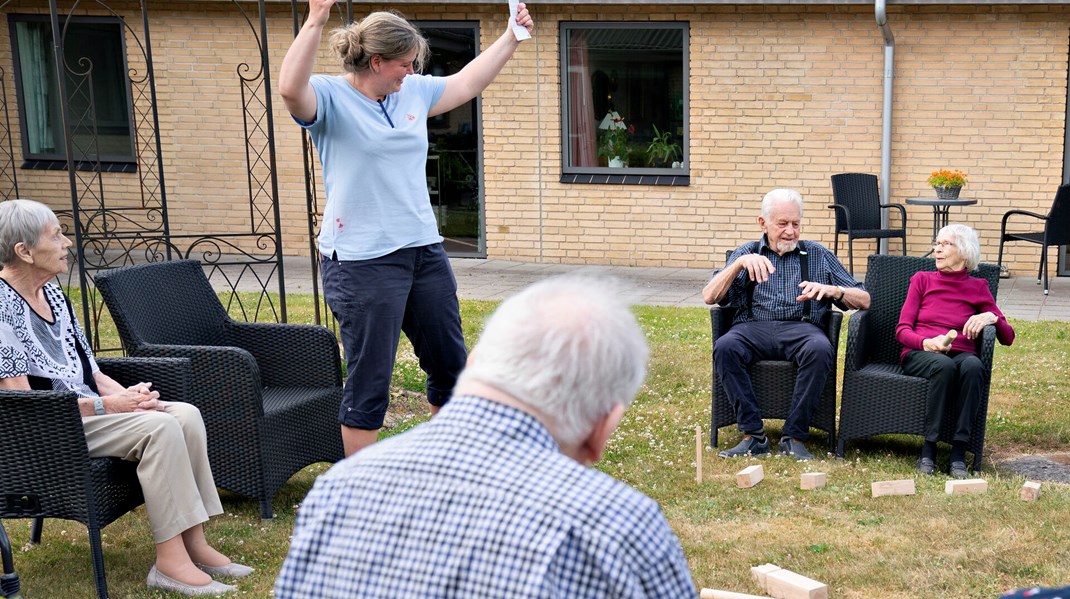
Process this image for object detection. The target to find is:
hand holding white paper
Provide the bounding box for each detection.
[509,0,532,41]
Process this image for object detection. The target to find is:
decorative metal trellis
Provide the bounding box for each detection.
[0,0,289,351]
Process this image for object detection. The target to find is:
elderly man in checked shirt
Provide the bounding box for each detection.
[703,188,870,461]
[275,275,697,598]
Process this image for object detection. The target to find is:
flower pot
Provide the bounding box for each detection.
[608,157,625,168]
[934,185,962,200]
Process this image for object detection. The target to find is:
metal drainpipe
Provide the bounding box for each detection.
[876,0,894,253]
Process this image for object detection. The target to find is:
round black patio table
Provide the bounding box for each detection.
[905,196,977,255]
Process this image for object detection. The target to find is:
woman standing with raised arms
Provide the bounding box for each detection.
[278,0,534,456]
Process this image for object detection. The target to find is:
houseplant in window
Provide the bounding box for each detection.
[645,125,681,168]
[597,113,633,167]
[927,169,967,200]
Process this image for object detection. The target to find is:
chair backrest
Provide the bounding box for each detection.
[1045,184,1070,246]
[96,260,230,349]
[830,173,883,232]
[862,254,999,365]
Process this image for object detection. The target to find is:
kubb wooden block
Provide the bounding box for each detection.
[934,329,958,348]
[945,478,988,495]
[763,568,829,599]
[750,563,781,588]
[800,472,827,490]
[871,479,915,497]
[1021,481,1042,502]
[736,464,764,489]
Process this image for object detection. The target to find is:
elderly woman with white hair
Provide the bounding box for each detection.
[896,223,1015,479]
[0,199,250,596]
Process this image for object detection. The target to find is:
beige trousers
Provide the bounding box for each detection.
[81,402,223,543]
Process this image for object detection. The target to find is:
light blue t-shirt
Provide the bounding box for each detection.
[300,74,447,261]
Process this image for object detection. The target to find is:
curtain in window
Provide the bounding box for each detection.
[15,22,57,154]
[567,31,596,167]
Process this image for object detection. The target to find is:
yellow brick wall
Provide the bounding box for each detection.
[488,3,1069,275]
[2,2,1067,277]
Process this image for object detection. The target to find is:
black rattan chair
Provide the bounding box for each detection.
[96,260,345,519]
[0,357,189,599]
[710,306,842,454]
[836,254,1000,472]
[829,173,907,276]
[997,183,1070,295]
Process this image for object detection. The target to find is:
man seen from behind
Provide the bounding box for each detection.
[275,275,697,598]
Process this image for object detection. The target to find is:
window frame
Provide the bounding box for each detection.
[559,21,690,184]
[8,13,136,170]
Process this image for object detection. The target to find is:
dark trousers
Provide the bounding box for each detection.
[901,350,984,443]
[714,320,834,440]
[322,244,467,429]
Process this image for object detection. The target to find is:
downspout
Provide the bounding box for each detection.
[876,0,894,253]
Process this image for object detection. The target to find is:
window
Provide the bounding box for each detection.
[9,14,134,167]
[560,23,688,182]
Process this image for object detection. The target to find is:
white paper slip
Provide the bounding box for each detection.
[509,0,532,41]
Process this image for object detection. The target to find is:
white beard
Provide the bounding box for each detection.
[777,240,798,253]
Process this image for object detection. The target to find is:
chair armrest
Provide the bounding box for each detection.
[843,309,871,373]
[224,322,341,388]
[1001,209,1048,230]
[976,324,997,373]
[879,202,908,227]
[710,305,738,343]
[825,311,843,348]
[827,204,852,227]
[0,389,93,514]
[96,357,191,404]
[130,344,264,418]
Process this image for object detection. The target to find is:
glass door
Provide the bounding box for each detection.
[419,23,483,257]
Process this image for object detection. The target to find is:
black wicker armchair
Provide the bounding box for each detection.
[710,306,842,454]
[836,254,1000,472]
[96,260,344,519]
[0,356,189,599]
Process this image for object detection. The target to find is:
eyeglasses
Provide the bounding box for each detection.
[931,241,955,249]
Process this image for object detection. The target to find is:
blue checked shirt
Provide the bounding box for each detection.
[717,237,863,325]
[274,395,697,599]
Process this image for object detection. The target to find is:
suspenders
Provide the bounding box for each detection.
[741,241,814,322]
[799,247,812,322]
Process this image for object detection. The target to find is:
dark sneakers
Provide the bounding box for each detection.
[950,460,970,479]
[718,435,771,458]
[915,457,936,475]
[778,437,815,461]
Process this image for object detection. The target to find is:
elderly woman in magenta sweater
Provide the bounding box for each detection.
[896,224,1015,479]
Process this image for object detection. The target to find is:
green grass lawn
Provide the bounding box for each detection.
[4,296,1068,598]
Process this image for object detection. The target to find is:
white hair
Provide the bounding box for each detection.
[456,275,649,446]
[939,223,981,271]
[0,199,60,265]
[761,188,804,220]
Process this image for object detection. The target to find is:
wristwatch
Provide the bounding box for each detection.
[836,286,846,301]
[93,397,105,416]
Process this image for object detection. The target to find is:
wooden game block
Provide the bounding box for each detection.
[945,478,988,495]
[763,568,829,599]
[934,329,958,348]
[800,472,827,490]
[736,464,764,489]
[750,563,781,589]
[701,589,773,599]
[1020,481,1042,501]
[871,479,915,497]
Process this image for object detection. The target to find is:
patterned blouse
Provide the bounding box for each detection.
[0,279,99,397]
